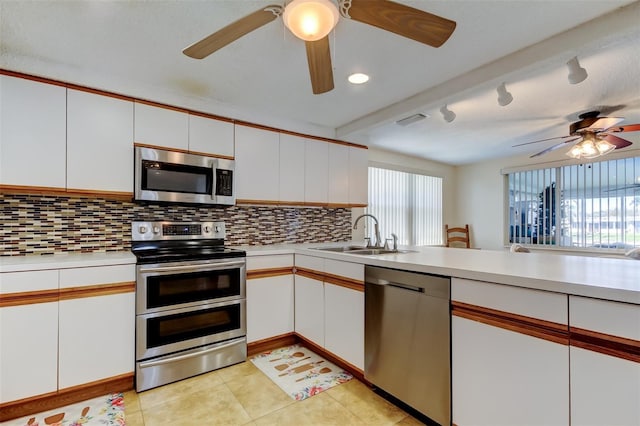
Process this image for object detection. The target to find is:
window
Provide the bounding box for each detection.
[507,156,640,250]
[366,166,443,246]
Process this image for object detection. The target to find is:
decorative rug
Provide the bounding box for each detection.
[251,344,353,401]
[2,393,124,426]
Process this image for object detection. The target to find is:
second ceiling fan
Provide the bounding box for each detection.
[182,0,456,94]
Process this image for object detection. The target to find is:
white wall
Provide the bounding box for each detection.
[456,147,640,250]
[351,147,457,243]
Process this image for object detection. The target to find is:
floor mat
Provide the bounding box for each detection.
[2,393,124,426]
[251,344,353,401]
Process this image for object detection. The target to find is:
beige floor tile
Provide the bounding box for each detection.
[123,390,141,414]
[218,360,262,382]
[254,392,365,426]
[142,384,251,426]
[138,370,224,410]
[226,369,295,419]
[125,410,146,426]
[394,414,426,425]
[326,379,408,425]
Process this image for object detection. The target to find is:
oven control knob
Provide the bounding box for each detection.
[215,225,220,233]
[139,225,147,234]
[204,225,211,234]
[153,226,160,234]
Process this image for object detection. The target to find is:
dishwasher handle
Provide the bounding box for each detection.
[368,278,425,293]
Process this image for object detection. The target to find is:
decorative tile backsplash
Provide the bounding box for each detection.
[0,194,352,256]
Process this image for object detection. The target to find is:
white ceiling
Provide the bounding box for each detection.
[1,0,639,165]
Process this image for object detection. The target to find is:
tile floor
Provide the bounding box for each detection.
[123,357,424,425]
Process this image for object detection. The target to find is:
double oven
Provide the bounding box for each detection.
[132,221,247,392]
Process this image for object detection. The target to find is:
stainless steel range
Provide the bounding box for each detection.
[131,221,247,392]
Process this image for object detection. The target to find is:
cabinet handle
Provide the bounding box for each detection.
[139,260,244,274]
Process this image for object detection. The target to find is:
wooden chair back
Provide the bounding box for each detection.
[445,224,470,248]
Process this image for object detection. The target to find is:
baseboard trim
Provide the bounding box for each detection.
[247,333,298,357]
[294,334,366,383]
[0,372,134,422]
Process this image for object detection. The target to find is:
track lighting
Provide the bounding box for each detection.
[497,82,513,106]
[440,104,456,123]
[567,56,588,84]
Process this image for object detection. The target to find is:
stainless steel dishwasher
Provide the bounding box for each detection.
[365,266,451,426]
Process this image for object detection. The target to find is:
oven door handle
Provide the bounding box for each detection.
[139,261,244,274]
[138,338,244,369]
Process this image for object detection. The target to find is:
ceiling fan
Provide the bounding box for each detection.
[182,0,456,94]
[513,110,640,159]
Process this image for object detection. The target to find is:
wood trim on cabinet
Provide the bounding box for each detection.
[64,188,133,201]
[0,289,59,308]
[235,199,282,206]
[0,372,134,422]
[452,301,569,345]
[295,334,365,382]
[247,333,298,357]
[1,68,367,150]
[247,267,294,280]
[323,273,364,292]
[59,281,135,301]
[133,142,234,160]
[570,327,640,363]
[0,184,133,201]
[0,184,69,197]
[294,268,327,283]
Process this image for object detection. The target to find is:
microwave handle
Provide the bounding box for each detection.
[211,159,218,199]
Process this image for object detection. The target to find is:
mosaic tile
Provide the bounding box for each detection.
[0,194,352,256]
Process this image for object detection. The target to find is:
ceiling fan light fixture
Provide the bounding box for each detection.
[567,56,588,85]
[440,104,456,123]
[566,134,615,159]
[497,82,513,106]
[283,0,340,41]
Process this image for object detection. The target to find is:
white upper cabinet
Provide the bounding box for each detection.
[349,147,368,205]
[0,75,66,188]
[328,144,350,204]
[188,114,234,158]
[67,89,134,193]
[304,139,329,204]
[279,133,306,204]
[134,102,188,150]
[234,125,280,202]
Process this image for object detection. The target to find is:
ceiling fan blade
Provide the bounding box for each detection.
[512,134,573,147]
[183,5,282,59]
[607,123,640,133]
[530,137,580,158]
[305,36,334,95]
[581,116,625,131]
[602,134,633,149]
[347,0,456,47]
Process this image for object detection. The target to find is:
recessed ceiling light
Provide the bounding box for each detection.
[348,73,369,84]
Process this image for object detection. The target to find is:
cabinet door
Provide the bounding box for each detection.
[348,146,368,205]
[452,279,569,426]
[294,275,325,347]
[304,139,328,204]
[58,265,135,388]
[0,270,59,403]
[328,144,349,204]
[134,102,188,150]
[247,275,294,343]
[279,133,305,204]
[0,75,66,188]
[569,296,640,425]
[234,125,280,202]
[324,283,364,369]
[67,89,134,193]
[188,114,234,158]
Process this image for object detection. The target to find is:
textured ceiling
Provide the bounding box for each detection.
[1,0,639,165]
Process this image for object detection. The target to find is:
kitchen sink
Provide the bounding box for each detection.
[312,246,414,256]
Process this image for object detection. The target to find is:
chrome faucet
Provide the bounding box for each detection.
[353,214,382,248]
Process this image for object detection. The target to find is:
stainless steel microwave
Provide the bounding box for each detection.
[134,147,235,206]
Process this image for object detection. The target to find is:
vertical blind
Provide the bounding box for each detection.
[367,167,443,246]
[508,155,640,249]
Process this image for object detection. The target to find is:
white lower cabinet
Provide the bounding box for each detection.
[0,271,59,403]
[246,254,295,343]
[569,296,640,426]
[452,278,569,426]
[324,283,364,370]
[294,275,325,347]
[58,265,135,388]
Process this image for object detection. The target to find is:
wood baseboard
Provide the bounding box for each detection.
[0,373,134,422]
[294,334,366,383]
[247,333,298,357]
